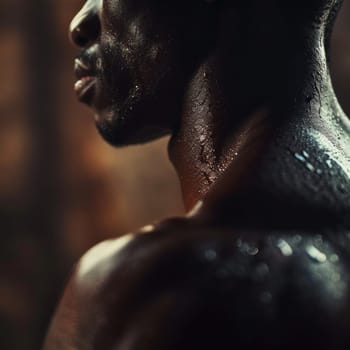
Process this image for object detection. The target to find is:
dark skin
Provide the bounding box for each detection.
[45,0,350,348]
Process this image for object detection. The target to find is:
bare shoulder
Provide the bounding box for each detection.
[44,219,205,350]
[44,221,350,349]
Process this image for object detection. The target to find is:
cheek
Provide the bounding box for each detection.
[101,28,177,96]
[101,0,122,31]
[126,16,147,48]
[99,3,188,109]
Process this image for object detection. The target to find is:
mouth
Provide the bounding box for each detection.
[74,58,97,104]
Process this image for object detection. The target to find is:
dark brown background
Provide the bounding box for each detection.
[0,1,349,349]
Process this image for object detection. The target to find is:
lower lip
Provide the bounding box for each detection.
[74,76,96,103]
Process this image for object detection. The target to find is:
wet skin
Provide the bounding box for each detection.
[71,0,217,145]
[45,0,350,348]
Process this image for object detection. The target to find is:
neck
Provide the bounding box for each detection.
[169,23,350,212]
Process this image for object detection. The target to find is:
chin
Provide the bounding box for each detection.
[95,115,170,147]
[93,90,176,146]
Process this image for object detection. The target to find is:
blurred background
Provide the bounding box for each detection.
[0,0,349,349]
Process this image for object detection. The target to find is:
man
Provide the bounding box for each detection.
[45,0,350,348]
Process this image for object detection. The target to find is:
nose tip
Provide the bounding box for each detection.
[69,2,101,48]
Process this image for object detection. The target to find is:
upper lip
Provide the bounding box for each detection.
[74,57,95,80]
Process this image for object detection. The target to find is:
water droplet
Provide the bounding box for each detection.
[96,58,102,70]
[204,249,217,262]
[129,106,133,111]
[292,235,302,244]
[294,152,306,162]
[326,159,333,169]
[140,225,155,233]
[199,135,205,142]
[306,245,327,263]
[208,171,217,182]
[316,169,323,175]
[337,184,347,194]
[277,239,293,257]
[254,263,270,280]
[234,152,238,156]
[302,151,310,158]
[330,254,339,263]
[306,163,315,172]
[247,246,259,256]
[238,241,259,256]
